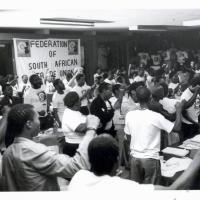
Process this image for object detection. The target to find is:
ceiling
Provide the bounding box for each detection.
[1,9,200,32]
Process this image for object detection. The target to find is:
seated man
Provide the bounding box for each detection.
[68,134,200,191]
[2,103,99,191]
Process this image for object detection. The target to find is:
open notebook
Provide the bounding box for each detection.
[162,147,189,157]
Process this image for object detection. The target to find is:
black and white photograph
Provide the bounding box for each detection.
[1,0,200,199]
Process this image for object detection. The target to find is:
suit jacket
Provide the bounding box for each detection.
[90,95,114,135]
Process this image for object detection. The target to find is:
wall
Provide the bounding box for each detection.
[0,29,199,85]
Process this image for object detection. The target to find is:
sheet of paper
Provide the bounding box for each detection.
[162,147,189,157]
[190,134,200,143]
[179,143,200,150]
[161,157,192,177]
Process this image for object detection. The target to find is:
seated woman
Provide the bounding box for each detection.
[62,91,87,157]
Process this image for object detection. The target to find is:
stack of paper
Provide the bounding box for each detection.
[190,134,200,143]
[161,157,192,177]
[178,136,200,150]
[162,147,189,157]
[179,139,200,150]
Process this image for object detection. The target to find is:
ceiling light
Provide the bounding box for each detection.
[129,25,166,31]
[40,20,94,27]
[129,25,138,30]
[183,19,200,26]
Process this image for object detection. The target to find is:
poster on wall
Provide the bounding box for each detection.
[13,38,81,79]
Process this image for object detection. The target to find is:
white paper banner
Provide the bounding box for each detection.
[13,38,81,79]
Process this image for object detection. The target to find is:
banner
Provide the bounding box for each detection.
[13,38,81,79]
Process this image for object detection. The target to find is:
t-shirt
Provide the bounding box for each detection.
[109,96,125,127]
[72,84,91,107]
[181,88,200,124]
[62,108,86,144]
[124,109,174,159]
[104,79,116,85]
[146,75,155,91]
[24,87,47,116]
[176,51,188,64]
[138,53,149,65]
[133,76,145,83]
[168,82,179,90]
[159,97,180,114]
[52,90,69,122]
[151,55,161,66]
[18,82,31,94]
[12,84,19,97]
[68,170,154,192]
[45,82,55,94]
[162,51,170,61]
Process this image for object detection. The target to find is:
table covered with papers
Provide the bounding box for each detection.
[160,134,200,186]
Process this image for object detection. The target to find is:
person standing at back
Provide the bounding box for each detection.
[18,74,30,98]
[90,82,116,137]
[52,79,70,128]
[72,73,91,115]
[24,74,49,130]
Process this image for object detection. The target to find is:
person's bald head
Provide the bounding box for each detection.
[136,86,151,104]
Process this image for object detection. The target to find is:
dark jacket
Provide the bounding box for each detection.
[90,95,115,135]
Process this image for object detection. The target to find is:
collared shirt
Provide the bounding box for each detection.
[2,136,91,191]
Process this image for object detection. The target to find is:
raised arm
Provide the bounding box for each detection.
[171,101,184,133]
[182,86,200,109]
[29,115,100,178]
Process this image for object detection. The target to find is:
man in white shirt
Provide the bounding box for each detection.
[68,134,200,192]
[68,134,154,193]
[18,74,30,97]
[52,79,70,127]
[72,73,91,115]
[24,74,49,130]
[133,68,146,83]
[124,86,183,184]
